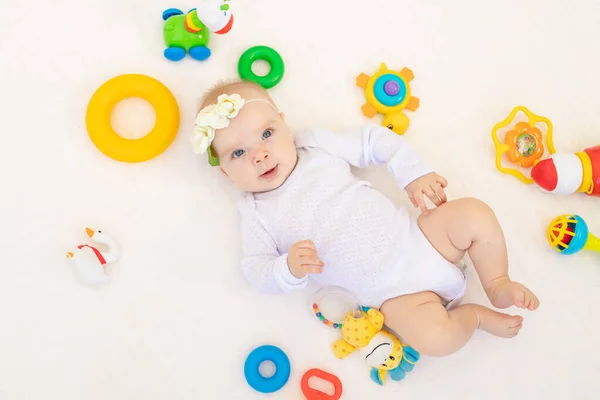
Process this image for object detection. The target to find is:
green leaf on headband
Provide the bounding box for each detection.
[208,146,220,166]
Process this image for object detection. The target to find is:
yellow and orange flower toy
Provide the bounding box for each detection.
[491,105,600,197]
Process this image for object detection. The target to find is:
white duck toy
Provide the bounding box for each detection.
[66,228,120,285]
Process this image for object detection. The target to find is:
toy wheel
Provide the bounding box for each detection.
[164,47,186,62]
[162,8,183,21]
[189,46,211,61]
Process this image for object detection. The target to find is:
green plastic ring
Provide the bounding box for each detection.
[238,45,285,89]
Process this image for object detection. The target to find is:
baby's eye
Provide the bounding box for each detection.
[262,129,273,139]
[232,149,245,158]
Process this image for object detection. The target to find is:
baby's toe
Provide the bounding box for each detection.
[508,321,523,337]
[522,293,532,309]
[524,290,539,310]
[531,293,540,310]
[512,316,524,327]
[512,289,526,308]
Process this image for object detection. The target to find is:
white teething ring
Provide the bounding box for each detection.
[310,286,362,330]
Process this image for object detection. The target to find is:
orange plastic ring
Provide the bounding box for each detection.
[300,368,343,400]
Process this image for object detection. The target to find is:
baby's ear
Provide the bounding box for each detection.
[279,111,285,120]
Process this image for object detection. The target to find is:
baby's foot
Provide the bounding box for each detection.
[487,277,540,311]
[472,305,523,338]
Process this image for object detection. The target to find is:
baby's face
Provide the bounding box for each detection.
[210,91,298,193]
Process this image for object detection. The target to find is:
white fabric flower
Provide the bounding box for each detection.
[215,93,245,118]
[191,93,247,156]
[190,124,215,154]
[194,104,229,130]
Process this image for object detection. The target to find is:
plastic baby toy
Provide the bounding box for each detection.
[162,0,234,62]
[66,228,120,285]
[311,286,419,386]
[547,214,600,256]
[531,145,600,196]
[332,306,419,386]
[356,63,420,135]
[491,105,599,197]
[301,369,343,400]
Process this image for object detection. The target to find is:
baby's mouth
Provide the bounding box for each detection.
[260,165,279,180]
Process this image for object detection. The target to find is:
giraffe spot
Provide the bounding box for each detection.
[334,344,337,349]
[342,349,346,353]
[365,336,370,340]
[364,326,369,330]
[354,328,358,332]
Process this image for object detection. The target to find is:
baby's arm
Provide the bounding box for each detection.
[238,200,308,294]
[298,124,447,211]
[299,124,434,190]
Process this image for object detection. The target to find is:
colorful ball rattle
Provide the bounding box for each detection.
[547,214,600,255]
[310,286,362,330]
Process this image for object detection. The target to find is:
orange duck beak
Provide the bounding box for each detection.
[86,228,94,238]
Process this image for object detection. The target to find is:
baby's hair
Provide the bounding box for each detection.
[198,78,275,110]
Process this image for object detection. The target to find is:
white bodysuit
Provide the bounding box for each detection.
[237,124,467,308]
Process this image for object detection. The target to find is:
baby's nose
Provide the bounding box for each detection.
[253,150,269,164]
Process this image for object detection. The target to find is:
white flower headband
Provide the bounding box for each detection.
[191,93,278,166]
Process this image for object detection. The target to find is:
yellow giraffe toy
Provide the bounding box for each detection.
[332,306,419,386]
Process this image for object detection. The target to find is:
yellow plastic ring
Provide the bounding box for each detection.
[85,74,180,163]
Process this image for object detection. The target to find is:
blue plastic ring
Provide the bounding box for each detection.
[244,345,290,393]
[374,74,407,107]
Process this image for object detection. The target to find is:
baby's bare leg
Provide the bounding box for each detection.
[381,291,523,357]
[418,197,539,311]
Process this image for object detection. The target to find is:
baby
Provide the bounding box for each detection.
[191,80,539,357]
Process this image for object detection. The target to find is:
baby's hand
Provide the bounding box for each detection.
[287,240,324,279]
[405,172,448,214]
